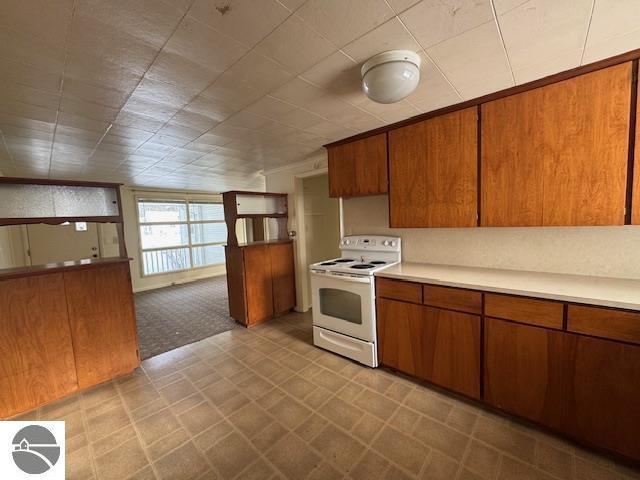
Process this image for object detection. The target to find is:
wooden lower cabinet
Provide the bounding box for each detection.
[0,274,78,418]
[563,335,640,460]
[423,306,481,398]
[377,298,429,380]
[270,242,296,315]
[244,244,274,325]
[484,318,566,429]
[485,317,640,460]
[377,298,481,398]
[0,260,139,418]
[225,241,296,327]
[63,263,139,388]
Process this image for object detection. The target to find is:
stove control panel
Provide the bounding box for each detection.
[340,235,401,252]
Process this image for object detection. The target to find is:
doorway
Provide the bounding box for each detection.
[26,223,100,264]
[301,174,340,303]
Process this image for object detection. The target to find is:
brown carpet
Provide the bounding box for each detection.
[134,276,236,359]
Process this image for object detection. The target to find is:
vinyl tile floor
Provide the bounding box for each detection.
[15,311,640,480]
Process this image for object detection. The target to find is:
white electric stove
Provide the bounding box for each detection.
[310,235,401,367]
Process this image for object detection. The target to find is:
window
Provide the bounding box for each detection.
[137,198,226,275]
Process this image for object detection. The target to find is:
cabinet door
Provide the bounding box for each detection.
[482,63,631,226]
[484,318,565,429]
[269,242,295,314]
[423,306,481,398]
[563,335,640,460]
[64,263,139,388]
[389,108,478,227]
[0,274,78,418]
[633,77,640,225]
[377,298,429,379]
[327,133,387,197]
[244,244,274,325]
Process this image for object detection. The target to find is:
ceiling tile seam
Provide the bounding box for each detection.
[84,0,200,168]
[46,0,79,179]
[0,129,16,165]
[384,1,464,101]
[274,0,308,14]
[489,0,517,87]
[579,0,597,65]
[126,4,306,166]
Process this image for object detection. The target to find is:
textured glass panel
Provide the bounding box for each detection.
[0,184,119,218]
[236,195,286,215]
[190,222,227,245]
[138,200,187,223]
[319,288,362,324]
[142,247,191,275]
[53,186,119,217]
[192,245,225,267]
[0,185,55,218]
[139,224,189,249]
[189,202,224,221]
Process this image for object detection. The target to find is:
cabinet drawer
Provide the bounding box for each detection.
[376,278,422,304]
[423,285,481,314]
[567,305,640,344]
[485,294,564,329]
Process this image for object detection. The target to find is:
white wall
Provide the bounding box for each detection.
[264,155,333,311]
[343,194,640,280]
[120,187,244,292]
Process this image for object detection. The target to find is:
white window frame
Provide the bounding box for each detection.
[135,194,226,277]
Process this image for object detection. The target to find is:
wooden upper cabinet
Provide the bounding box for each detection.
[633,76,640,225]
[481,62,632,226]
[327,133,387,198]
[389,108,478,227]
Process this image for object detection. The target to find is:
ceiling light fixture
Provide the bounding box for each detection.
[361,50,421,104]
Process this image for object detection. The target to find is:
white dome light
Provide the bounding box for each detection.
[361,50,421,104]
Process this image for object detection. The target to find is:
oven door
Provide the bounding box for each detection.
[310,270,376,342]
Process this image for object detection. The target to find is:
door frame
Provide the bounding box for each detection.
[293,169,343,312]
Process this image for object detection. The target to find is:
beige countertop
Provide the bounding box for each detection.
[375,262,640,311]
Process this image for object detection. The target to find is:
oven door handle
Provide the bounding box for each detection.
[310,270,371,284]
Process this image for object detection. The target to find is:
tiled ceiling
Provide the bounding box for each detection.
[1,0,639,191]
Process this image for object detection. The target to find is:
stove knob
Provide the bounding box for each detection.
[382,240,389,246]
[390,241,396,247]
[344,239,351,246]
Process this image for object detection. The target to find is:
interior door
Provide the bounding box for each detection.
[27,223,100,265]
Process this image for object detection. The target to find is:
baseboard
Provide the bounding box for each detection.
[133,272,226,293]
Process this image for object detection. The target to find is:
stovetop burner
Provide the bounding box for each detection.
[334,258,354,263]
[370,261,386,265]
[320,262,337,266]
[351,264,375,269]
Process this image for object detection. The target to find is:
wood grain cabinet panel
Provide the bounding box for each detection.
[244,244,274,325]
[482,62,631,226]
[270,242,296,315]
[423,285,482,314]
[64,263,139,388]
[377,298,429,380]
[0,274,78,418]
[567,305,640,344]
[328,133,387,198]
[484,318,566,429]
[484,294,564,329]
[376,278,422,303]
[633,76,640,225]
[563,335,640,460]
[389,108,478,227]
[423,306,481,399]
